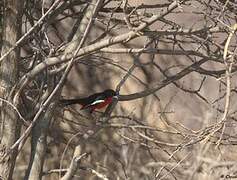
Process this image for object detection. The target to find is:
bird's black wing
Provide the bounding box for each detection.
[60,91,107,107]
[59,98,85,106]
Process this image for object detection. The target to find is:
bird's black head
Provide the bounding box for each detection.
[103,89,118,98]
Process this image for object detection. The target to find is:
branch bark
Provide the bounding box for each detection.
[61,146,87,180]
[0,0,23,179]
[14,0,183,97]
[23,102,55,180]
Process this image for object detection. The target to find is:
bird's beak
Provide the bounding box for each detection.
[113,92,119,99]
[113,95,118,99]
[112,91,119,100]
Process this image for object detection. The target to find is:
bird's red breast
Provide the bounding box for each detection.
[93,97,113,109]
[81,97,113,112]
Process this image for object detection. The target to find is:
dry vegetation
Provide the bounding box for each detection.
[0,0,237,179]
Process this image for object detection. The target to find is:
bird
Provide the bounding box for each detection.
[60,89,118,113]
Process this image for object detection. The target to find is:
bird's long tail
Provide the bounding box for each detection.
[59,98,85,106]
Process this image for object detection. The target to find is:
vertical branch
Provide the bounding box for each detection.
[220,23,237,121]
[0,0,23,179]
[216,24,237,147]
[24,75,55,180]
[24,106,54,180]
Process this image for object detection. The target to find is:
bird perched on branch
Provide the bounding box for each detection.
[60,89,118,113]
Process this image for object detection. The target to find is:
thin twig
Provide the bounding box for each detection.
[8,0,103,157]
[0,97,29,126]
[0,0,61,63]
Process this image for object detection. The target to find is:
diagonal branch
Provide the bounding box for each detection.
[14,0,184,96]
[8,0,104,157]
[118,58,208,101]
